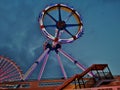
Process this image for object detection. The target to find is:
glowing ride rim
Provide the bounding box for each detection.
[39,4,83,44]
[0,56,23,83]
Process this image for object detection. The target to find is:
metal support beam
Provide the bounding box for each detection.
[38,53,49,80]
[78,78,81,89]
[56,53,67,79]
[107,66,114,79]
[102,70,106,79]
[95,66,101,80]
[58,48,93,77]
[74,79,77,89]
[23,48,50,80]
[81,78,85,88]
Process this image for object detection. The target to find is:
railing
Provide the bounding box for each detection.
[57,64,114,90]
[0,79,65,89]
[77,86,120,90]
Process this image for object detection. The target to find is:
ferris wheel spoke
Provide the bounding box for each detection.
[0,56,23,83]
[64,28,74,37]
[0,67,16,76]
[55,29,58,38]
[56,30,60,38]
[55,29,60,39]
[44,25,56,28]
[0,59,4,65]
[65,13,72,22]
[46,12,57,23]
[0,60,5,69]
[0,70,18,79]
[65,10,76,22]
[0,63,13,74]
[0,69,14,77]
[66,23,81,27]
[58,5,62,21]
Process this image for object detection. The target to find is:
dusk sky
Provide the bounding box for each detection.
[0,0,120,79]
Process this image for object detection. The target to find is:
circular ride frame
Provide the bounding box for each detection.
[39,4,83,44]
[0,56,23,83]
[23,4,93,81]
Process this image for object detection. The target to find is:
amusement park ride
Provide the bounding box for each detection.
[0,4,120,90]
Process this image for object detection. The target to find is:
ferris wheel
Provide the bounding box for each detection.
[0,56,23,83]
[39,4,83,44]
[23,4,93,81]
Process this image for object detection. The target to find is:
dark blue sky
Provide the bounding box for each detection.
[0,0,120,79]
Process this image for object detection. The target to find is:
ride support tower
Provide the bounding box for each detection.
[23,4,93,81]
